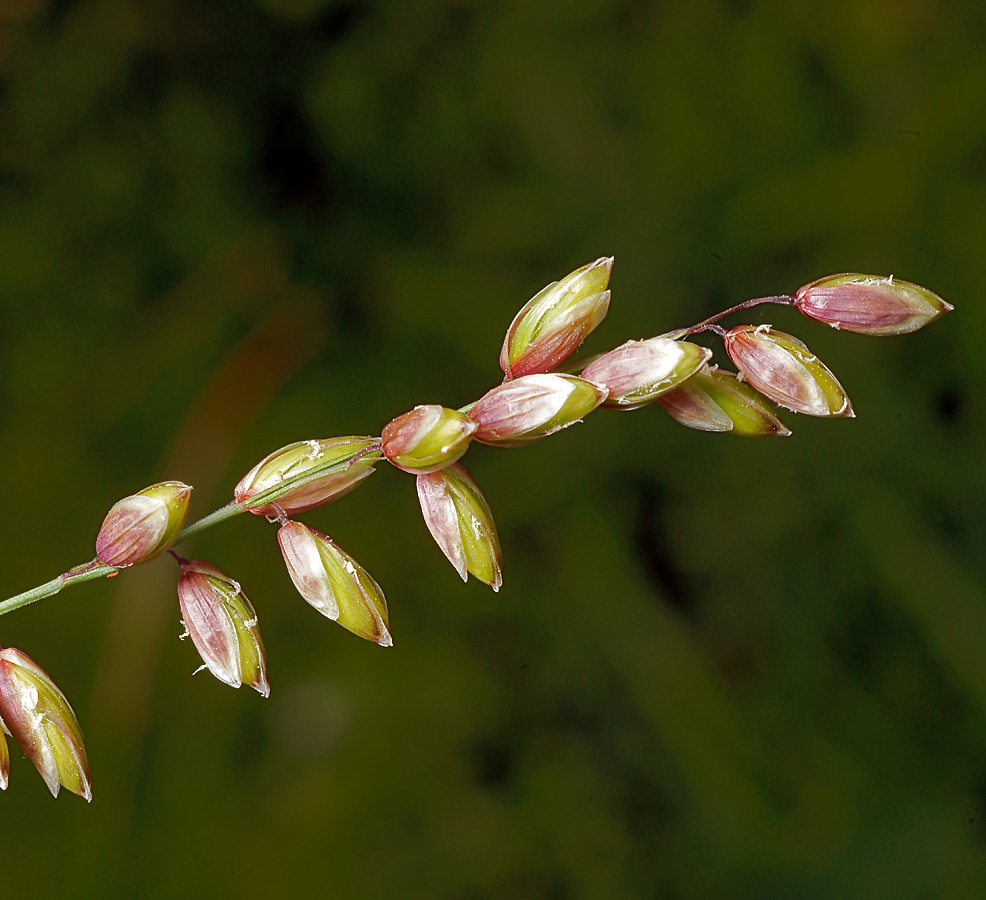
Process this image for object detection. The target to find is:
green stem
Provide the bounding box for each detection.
[681,294,794,335]
[0,446,382,620]
[0,561,118,617]
[174,502,245,544]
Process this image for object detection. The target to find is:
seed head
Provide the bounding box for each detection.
[278,521,392,647]
[724,325,853,417]
[794,273,952,335]
[416,463,503,591]
[177,559,270,697]
[469,374,608,446]
[657,365,791,436]
[381,405,477,474]
[581,337,711,409]
[235,437,380,516]
[0,647,92,800]
[500,257,613,380]
[95,481,192,568]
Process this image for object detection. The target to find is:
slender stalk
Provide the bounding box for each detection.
[581,297,795,367]
[687,323,728,338]
[0,561,117,617]
[0,447,380,619]
[682,294,794,335]
[174,502,245,544]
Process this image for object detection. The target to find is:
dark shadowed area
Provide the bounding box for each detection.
[0,1,983,897]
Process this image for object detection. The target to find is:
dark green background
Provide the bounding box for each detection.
[0,1,982,897]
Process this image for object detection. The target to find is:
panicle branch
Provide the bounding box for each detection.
[0,257,951,800]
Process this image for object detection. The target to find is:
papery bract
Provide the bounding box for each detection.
[235,437,379,517]
[794,273,952,335]
[278,521,391,647]
[0,647,91,800]
[581,337,711,409]
[657,365,791,436]
[416,463,502,590]
[500,257,613,379]
[178,559,270,697]
[725,325,853,417]
[469,374,608,446]
[96,481,192,568]
[381,405,477,474]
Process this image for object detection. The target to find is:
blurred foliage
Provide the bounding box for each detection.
[0,0,984,897]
